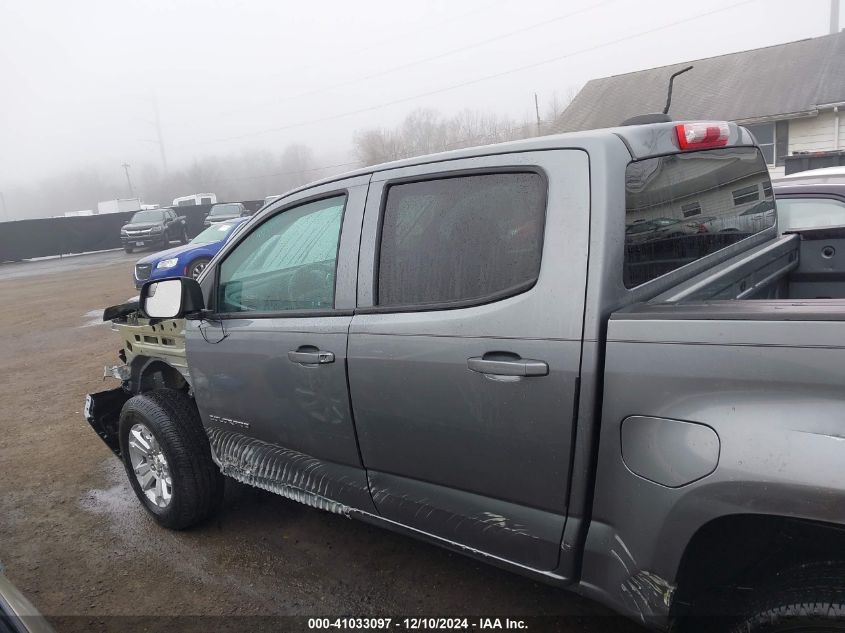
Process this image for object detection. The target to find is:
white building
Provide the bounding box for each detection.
[553,31,845,178]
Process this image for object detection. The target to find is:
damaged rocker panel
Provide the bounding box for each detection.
[204,428,578,584]
[205,427,377,515]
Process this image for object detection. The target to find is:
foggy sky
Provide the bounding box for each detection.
[0,0,838,193]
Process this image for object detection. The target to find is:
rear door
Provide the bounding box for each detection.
[186,175,375,512]
[348,151,590,570]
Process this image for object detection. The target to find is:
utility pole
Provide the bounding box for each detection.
[153,95,168,173]
[121,163,135,198]
[534,93,542,137]
[832,0,841,34]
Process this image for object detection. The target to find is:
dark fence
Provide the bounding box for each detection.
[0,200,263,262]
[784,150,845,175]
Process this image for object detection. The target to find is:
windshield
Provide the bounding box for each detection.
[209,203,240,216]
[191,221,239,244]
[777,197,845,231]
[129,210,164,223]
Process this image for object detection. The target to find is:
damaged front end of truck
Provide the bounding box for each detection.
[84,299,189,457]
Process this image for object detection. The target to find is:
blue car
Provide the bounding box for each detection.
[133,217,248,289]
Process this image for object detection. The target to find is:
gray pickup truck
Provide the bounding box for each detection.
[86,120,845,631]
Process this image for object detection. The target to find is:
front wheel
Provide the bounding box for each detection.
[118,389,223,530]
[730,561,845,632]
[188,257,210,279]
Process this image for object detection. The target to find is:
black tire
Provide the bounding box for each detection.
[118,389,223,530]
[730,561,845,633]
[124,246,133,254]
[187,257,211,279]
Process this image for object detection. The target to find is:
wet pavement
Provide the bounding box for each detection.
[0,250,137,281]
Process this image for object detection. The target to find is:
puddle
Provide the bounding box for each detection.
[79,459,219,586]
[78,459,138,524]
[80,309,106,328]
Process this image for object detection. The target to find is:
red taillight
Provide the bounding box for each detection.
[675,122,730,150]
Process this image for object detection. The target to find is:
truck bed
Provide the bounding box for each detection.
[647,225,845,304]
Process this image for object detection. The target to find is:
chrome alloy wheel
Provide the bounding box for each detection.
[128,423,173,508]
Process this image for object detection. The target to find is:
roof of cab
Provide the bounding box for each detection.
[280,121,756,199]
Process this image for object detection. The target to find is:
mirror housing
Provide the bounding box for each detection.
[140,277,205,319]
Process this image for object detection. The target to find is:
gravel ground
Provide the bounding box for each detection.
[0,252,643,633]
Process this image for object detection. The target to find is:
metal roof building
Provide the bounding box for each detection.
[554,32,845,176]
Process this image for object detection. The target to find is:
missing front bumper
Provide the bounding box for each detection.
[84,387,131,456]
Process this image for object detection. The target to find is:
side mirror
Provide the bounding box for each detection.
[140,277,205,319]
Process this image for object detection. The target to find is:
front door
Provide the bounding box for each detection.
[186,175,375,513]
[348,151,590,571]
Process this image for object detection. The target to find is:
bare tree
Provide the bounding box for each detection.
[354,126,409,166]
[354,107,537,166]
[278,143,315,190]
[543,86,579,133]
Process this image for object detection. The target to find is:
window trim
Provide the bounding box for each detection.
[369,168,549,313]
[210,191,349,319]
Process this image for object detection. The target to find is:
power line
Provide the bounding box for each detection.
[265,0,510,83]
[186,0,756,148]
[218,0,614,117]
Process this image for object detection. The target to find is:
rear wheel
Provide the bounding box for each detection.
[118,389,223,530]
[188,257,210,279]
[729,561,845,633]
[124,246,133,254]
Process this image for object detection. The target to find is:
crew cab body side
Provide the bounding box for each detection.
[97,122,845,631]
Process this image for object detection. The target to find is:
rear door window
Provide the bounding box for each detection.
[377,172,546,308]
[624,147,775,288]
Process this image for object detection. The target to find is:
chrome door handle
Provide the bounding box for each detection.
[288,349,335,365]
[467,356,548,377]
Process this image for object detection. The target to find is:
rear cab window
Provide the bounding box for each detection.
[624,147,775,288]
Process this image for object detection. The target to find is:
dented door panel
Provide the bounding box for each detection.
[349,150,591,571]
